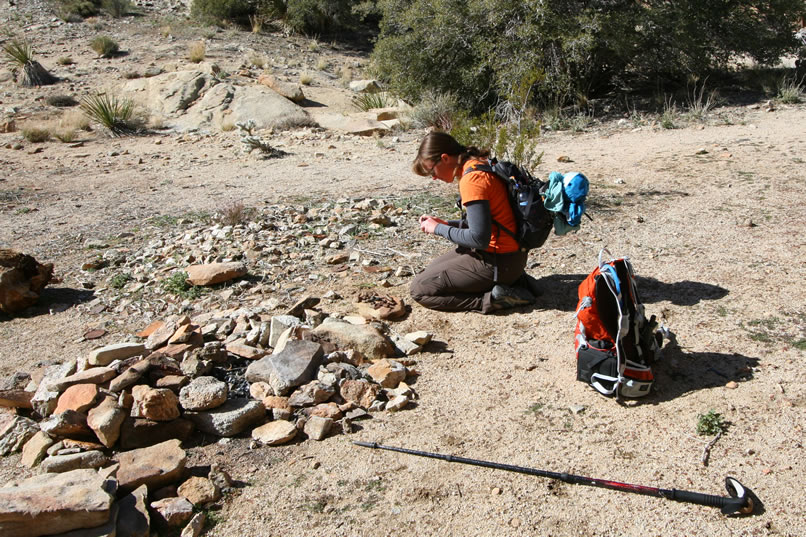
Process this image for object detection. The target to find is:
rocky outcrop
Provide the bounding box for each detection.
[0,249,53,314]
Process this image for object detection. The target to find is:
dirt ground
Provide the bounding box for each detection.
[1,3,805,536]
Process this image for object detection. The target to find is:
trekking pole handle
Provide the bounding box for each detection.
[665,477,753,515]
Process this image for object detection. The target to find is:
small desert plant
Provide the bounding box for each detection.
[686,78,718,120]
[53,128,79,142]
[217,201,255,226]
[660,97,678,129]
[90,36,119,58]
[102,0,131,18]
[109,272,132,289]
[236,119,286,158]
[2,38,58,87]
[352,92,394,111]
[122,70,141,79]
[61,108,92,132]
[315,57,329,71]
[162,271,204,299]
[47,95,79,107]
[339,66,353,85]
[57,56,74,65]
[775,75,803,104]
[58,0,100,20]
[80,93,136,135]
[696,410,727,436]
[21,125,51,143]
[408,90,460,130]
[248,53,266,69]
[249,13,264,33]
[188,41,206,63]
[221,118,236,131]
[300,72,313,86]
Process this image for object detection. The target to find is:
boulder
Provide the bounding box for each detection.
[114,439,187,493]
[116,485,150,537]
[366,359,408,388]
[178,376,228,411]
[257,74,306,103]
[130,386,180,421]
[177,476,221,506]
[245,340,323,396]
[0,249,53,314]
[185,262,247,286]
[55,384,99,414]
[40,450,108,473]
[183,398,265,437]
[0,468,114,537]
[47,367,117,393]
[251,420,296,446]
[122,70,218,117]
[87,343,146,367]
[150,497,194,528]
[86,396,127,448]
[0,416,39,455]
[31,360,77,417]
[313,319,395,359]
[21,430,54,467]
[118,417,194,450]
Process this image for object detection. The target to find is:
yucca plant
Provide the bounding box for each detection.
[2,39,57,87]
[80,93,135,136]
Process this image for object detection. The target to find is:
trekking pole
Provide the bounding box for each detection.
[353,441,758,516]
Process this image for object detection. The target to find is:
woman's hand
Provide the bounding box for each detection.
[419,215,447,234]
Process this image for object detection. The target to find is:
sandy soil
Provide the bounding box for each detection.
[1,3,805,536]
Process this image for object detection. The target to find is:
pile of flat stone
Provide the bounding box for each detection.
[0,294,431,536]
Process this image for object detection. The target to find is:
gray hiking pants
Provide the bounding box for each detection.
[410,247,528,313]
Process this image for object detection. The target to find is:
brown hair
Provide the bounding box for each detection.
[411,131,490,176]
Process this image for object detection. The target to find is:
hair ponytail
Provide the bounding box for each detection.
[412,131,490,176]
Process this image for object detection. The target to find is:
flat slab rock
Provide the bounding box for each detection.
[0,468,114,537]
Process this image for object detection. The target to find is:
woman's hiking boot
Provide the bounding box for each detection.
[491,284,535,310]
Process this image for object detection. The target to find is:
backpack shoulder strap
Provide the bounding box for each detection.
[461,163,517,241]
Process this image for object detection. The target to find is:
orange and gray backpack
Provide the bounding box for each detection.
[574,250,664,398]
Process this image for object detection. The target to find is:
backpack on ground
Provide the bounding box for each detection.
[463,159,556,251]
[574,249,664,398]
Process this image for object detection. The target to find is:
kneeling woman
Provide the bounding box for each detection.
[410,131,534,313]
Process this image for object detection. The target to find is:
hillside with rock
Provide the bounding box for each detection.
[1,1,806,536]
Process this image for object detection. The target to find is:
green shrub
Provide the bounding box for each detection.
[2,39,34,66]
[775,75,803,104]
[102,0,131,18]
[47,95,79,107]
[109,272,132,289]
[90,36,119,57]
[162,271,204,299]
[80,93,136,135]
[372,0,806,114]
[190,0,256,26]
[21,126,51,143]
[696,410,727,436]
[58,0,101,20]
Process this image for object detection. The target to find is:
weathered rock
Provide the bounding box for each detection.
[303,416,333,441]
[0,249,53,314]
[55,384,100,414]
[130,386,180,421]
[245,340,323,396]
[349,79,382,93]
[177,476,221,505]
[288,381,335,407]
[87,396,127,448]
[285,296,321,318]
[0,372,33,409]
[249,381,273,400]
[251,420,297,445]
[208,463,233,491]
[185,262,247,286]
[183,398,265,437]
[145,321,176,350]
[108,357,153,392]
[39,410,92,439]
[385,394,410,411]
[150,496,194,527]
[116,485,150,537]
[155,374,190,391]
[52,502,119,537]
[366,359,408,388]
[122,70,218,117]
[179,376,228,411]
[88,343,146,367]
[48,367,117,393]
[225,339,266,360]
[0,468,114,537]
[118,417,194,450]
[405,331,433,345]
[0,416,39,455]
[269,315,302,348]
[21,430,54,467]
[313,319,395,359]
[391,333,422,355]
[180,512,206,537]
[115,439,187,493]
[31,361,77,417]
[307,403,343,420]
[257,73,306,103]
[339,379,381,409]
[41,450,108,473]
